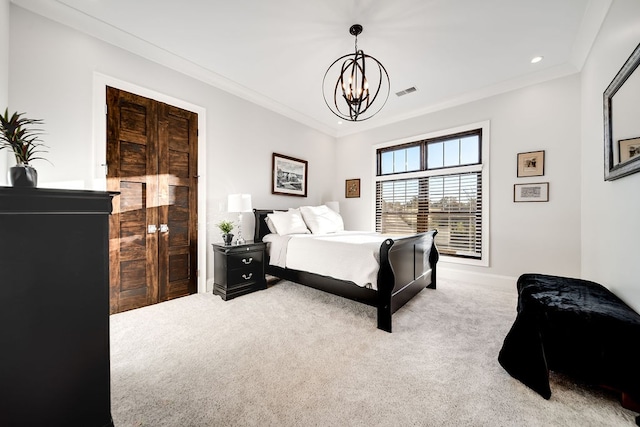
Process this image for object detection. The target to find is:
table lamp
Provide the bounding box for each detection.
[227,193,252,245]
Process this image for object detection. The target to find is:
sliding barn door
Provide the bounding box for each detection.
[107,87,198,314]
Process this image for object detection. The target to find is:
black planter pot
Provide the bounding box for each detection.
[222,233,234,245]
[8,165,38,187]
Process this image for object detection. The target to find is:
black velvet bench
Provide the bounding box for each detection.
[498,273,640,418]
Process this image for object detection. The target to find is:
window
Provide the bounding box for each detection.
[375,125,488,263]
[379,143,421,174]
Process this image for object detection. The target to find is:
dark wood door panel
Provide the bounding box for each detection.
[119,142,148,179]
[119,101,150,132]
[168,185,190,247]
[119,222,146,260]
[119,260,147,290]
[108,86,159,314]
[168,253,190,282]
[167,115,190,152]
[169,150,190,178]
[158,101,198,303]
[119,182,146,219]
[161,250,192,300]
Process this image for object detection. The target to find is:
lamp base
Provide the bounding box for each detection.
[236,212,246,245]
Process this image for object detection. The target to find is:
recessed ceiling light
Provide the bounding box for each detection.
[337,121,343,125]
[531,56,543,64]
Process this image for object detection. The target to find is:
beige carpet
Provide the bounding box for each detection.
[109,278,637,426]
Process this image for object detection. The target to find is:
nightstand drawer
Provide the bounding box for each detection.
[227,251,263,270]
[227,265,263,286]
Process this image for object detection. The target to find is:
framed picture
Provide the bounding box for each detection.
[517,150,545,177]
[345,178,360,198]
[619,137,640,164]
[272,153,308,197]
[514,182,549,202]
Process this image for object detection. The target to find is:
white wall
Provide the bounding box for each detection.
[8,6,336,291]
[336,75,583,286]
[0,0,8,183]
[580,0,640,312]
[12,1,639,308]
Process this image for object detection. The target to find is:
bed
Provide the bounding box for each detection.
[253,207,439,332]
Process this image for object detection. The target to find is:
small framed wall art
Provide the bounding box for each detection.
[272,153,308,197]
[517,150,545,177]
[345,178,360,198]
[514,182,549,202]
[618,137,640,164]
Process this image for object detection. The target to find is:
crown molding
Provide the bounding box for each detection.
[11,0,337,136]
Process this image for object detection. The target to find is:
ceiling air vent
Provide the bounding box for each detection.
[395,86,417,97]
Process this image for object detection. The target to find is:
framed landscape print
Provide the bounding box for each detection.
[517,150,545,177]
[272,153,308,197]
[345,178,360,198]
[514,182,549,202]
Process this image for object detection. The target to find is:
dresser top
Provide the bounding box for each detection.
[0,187,117,214]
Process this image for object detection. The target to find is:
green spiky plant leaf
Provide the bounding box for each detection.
[217,220,234,234]
[0,108,49,165]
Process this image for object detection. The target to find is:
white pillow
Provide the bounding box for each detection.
[299,205,345,234]
[264,216,277,234]
[266,210,310,235]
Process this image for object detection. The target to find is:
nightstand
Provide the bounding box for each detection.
[212,241,267,300]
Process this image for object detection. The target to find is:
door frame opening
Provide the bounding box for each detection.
[92,72,207,294]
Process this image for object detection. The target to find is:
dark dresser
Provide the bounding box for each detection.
[212,241,266,300]
[0,187,115,427]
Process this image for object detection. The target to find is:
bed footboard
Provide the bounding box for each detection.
[377,230,439,332]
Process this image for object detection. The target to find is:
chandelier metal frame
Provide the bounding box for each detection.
[322,24,390,122]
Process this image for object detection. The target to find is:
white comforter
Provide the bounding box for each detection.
[263,231,401,290]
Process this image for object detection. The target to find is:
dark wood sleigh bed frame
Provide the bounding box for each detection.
[253,209,439,332]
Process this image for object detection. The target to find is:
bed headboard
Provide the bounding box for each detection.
[253,209,274,242]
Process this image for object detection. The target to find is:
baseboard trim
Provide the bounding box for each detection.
[438,267,517,292]
[205,278,215,294]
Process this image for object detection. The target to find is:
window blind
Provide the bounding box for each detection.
[376,171,482,258]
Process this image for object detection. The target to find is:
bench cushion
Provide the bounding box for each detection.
[498,273,640,400]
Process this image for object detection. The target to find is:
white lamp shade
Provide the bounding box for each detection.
[228,194,253,212]
[325,201,340,213]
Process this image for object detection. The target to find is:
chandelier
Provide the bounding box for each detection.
[322,24,390,122]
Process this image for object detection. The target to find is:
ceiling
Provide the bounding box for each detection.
[14,0,610,137]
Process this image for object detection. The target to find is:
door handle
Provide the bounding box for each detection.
[147,224,158,234]
[160,224,169,233]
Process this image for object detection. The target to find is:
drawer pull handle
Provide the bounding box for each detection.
[242,273,253,280]
[242,257,253,265]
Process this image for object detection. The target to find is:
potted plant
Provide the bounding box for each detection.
[0,108,48,187]
[217,220,234,245]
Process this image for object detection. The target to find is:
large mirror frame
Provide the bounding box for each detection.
[604,42,640,181]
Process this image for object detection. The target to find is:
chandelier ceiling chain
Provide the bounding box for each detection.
[322,24,390,122]
[352,24,360,51]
